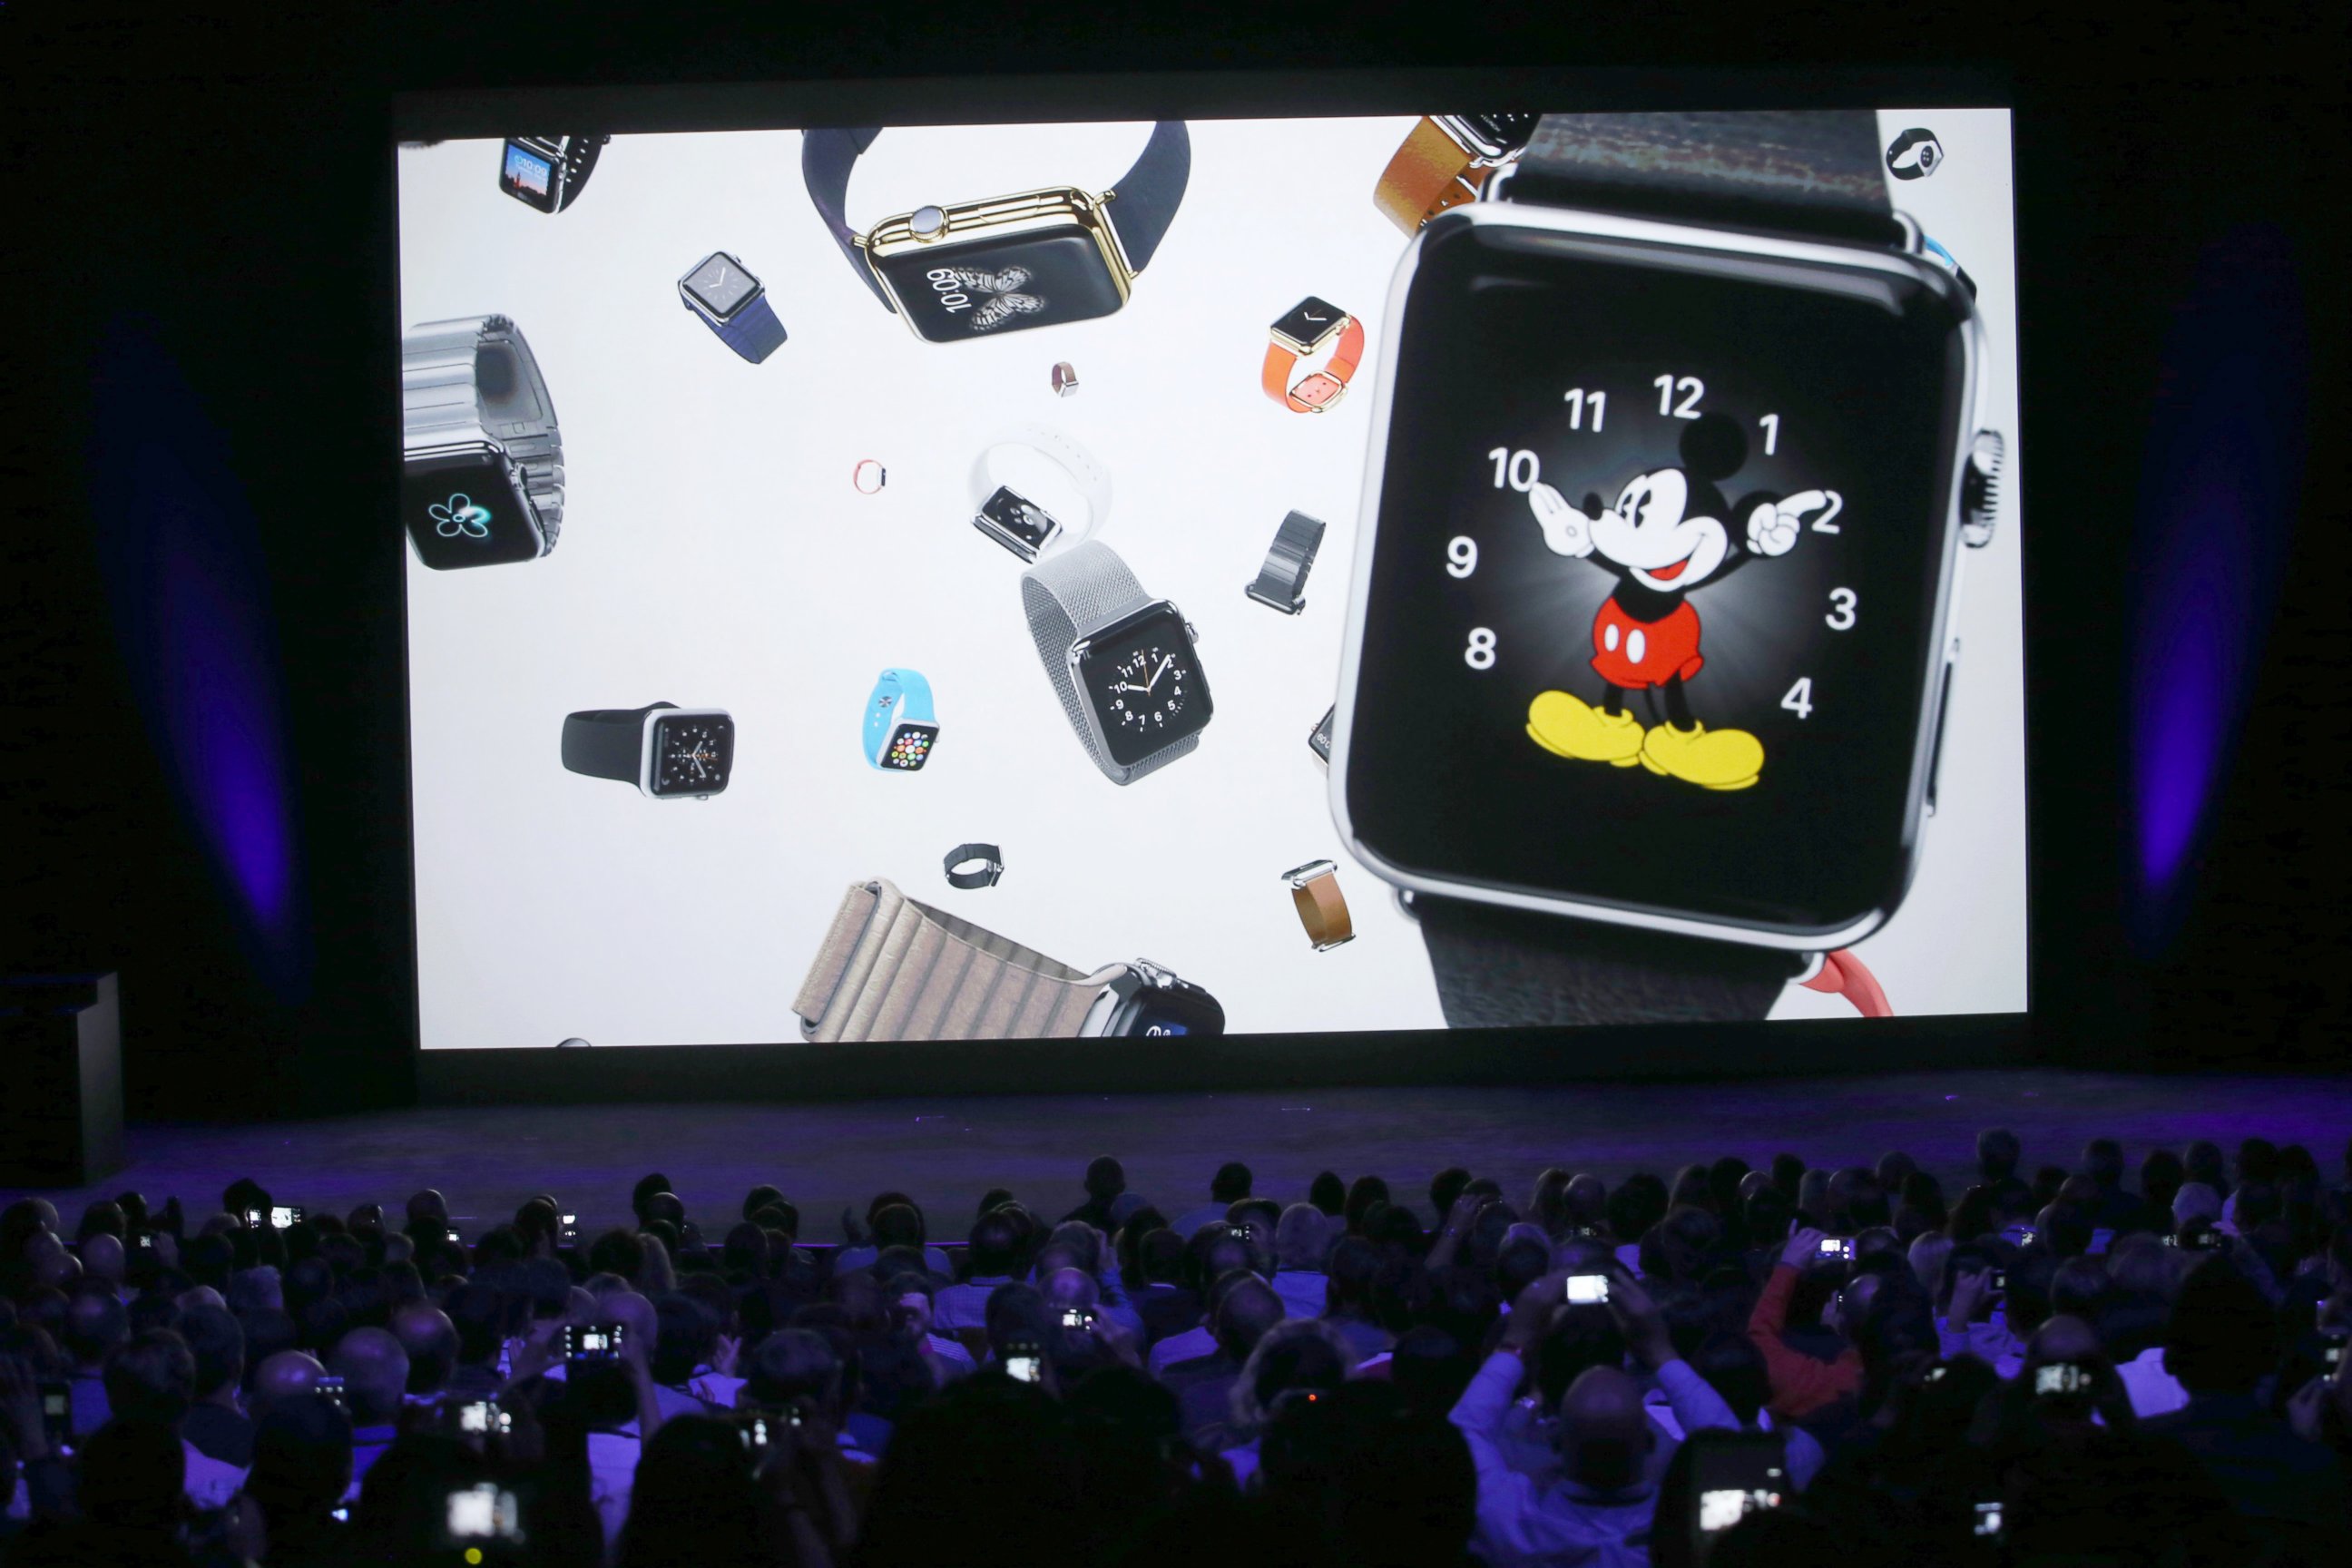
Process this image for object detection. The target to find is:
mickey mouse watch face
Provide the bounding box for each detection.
[1342,213,1975,937]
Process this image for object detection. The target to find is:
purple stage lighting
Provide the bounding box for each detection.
[88,316,307,998]
[2127,227,2307,956]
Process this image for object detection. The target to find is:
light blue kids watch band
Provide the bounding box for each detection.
[864,668,939,770]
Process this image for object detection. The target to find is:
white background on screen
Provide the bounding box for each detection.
[397,111,2024,1049]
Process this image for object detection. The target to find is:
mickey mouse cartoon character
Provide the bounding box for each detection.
[1524,414,1838,791]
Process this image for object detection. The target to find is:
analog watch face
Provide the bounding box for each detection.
[1345,217,1971,934]
[651,714,734,798]
[1078,604,1213,767]
[683,253,759,318]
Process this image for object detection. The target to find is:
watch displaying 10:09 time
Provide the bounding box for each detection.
[1332,111,2004,1028]
[562,703,737,800]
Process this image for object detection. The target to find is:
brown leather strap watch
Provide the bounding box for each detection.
[1282,859,1356,951]
[1373,114,1539,235]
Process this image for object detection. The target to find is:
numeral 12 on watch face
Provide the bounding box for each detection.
[1349,220,1971,932]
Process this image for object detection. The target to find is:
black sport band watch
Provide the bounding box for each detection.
[801,122,1190,341]
[1335,110,2004,1028]
[562,703,736,800]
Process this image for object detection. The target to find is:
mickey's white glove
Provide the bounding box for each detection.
[1529,482,1598,559]
[1746,489,1836,557]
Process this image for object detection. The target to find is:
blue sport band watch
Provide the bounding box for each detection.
[865,669,939,771]
[679,251,789,364]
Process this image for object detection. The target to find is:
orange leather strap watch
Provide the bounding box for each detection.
[1262,296,1365,413]
[1373,113,1539,235]
[1282,859,1356,951]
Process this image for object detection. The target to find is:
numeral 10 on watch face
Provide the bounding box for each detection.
[1349,224,1967,929]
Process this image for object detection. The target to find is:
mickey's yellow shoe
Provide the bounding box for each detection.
[1527,691,1645,765]
[1641,721,1764,790]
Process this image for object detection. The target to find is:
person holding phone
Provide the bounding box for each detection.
[1936,1245,2024,1378]
[1746,1229,1867,1421]
[1448,1269,1743,1564]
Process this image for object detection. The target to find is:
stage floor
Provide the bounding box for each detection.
[10,1070,2348,1237]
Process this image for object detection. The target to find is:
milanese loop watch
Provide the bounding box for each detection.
[793,878,1224,1040]
[800,122,1191,341]
[401,316,564,569]
[562,703,736,800]
[1373,114,1539,235]
[1022,541,1213,784]
[1333,111,2004,1027]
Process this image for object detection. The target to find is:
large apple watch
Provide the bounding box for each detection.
[499,136,610,213]
[1373,114,1539,235]
[1022,542,1212,784]
[401,316,564,569]
[865,669,939,771]
[679,251,789,364]
[800,122,1191,342]
[562,703,735,800]
[793,878,1223,1040]
[971,426,1112,563]
[1333,111,2004,1026]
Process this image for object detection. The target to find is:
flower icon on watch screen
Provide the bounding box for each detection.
[429,493,493,539]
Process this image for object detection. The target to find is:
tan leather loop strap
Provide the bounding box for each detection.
[1374,116,1487,235]
[1291,875,1354,950]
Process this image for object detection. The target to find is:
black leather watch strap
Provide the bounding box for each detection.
[1509,112,1900,247]
[1414,893,1802,1028]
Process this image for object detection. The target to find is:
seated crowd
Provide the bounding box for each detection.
[1,1132,2348,1566]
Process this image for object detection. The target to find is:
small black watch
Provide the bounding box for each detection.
[562,703,735,799]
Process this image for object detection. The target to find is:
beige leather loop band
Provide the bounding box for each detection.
[794,878,1122,1042]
